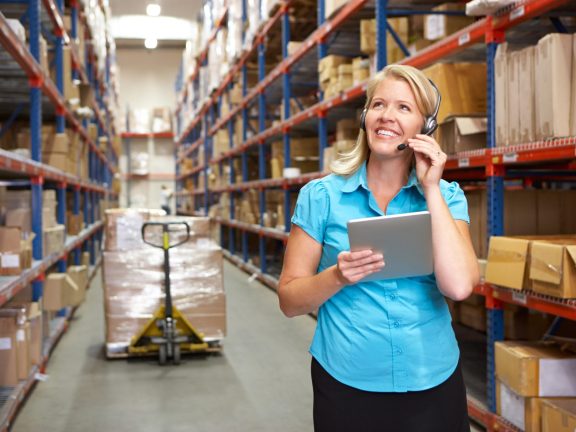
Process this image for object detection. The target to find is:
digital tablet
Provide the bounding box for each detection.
[347,211,433,281]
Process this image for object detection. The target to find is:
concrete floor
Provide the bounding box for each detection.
[12,261,485,432]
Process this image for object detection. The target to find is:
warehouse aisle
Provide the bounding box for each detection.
[12,262,316,432]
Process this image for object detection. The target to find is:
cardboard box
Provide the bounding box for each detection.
[466,189,487,258]
[508,50,521,145]
[6,207,31,233]
[458,303,486,332]
[485,236,532,290]
[495,43,509,147]
[529,241,576,299]
[43,152,69,172]
[44,133,69,154]
[495,342,576,397]
[518,46,536,143]
[82,251,91,267]
[0,227,22,276]
[423,63,487,124]
[424,3,475,41]
[67,265,88,306]
[496,380,544,432]
[43,273,80,311]
[67,212,84,235]
[325,0,347,19]
[438,116,486,154]
[535,33,572,139]
[504,306,555,341]
[0,315,18,387]
[541,399,576,432]
[43,224,65,257]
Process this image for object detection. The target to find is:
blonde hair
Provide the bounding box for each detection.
[330,64,439,176]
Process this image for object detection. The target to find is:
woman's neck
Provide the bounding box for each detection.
[366,157,410,195]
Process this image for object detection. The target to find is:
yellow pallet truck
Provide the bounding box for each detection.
[128,221,209,365]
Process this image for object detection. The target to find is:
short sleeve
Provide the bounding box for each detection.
[442,181,470,223]
[291,179,329,244]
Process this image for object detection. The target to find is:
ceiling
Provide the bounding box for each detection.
[108,0,203,22]
[107,0,204,48]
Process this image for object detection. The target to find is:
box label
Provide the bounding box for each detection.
[0,337,12,350]
[458,32,471,46]
[458,158,470,168]
[503,153,518,163]
[116,214,144,249]
[510,6,525,21]
[512,291,527,305]
[16,329,25,342]
[1,254,20,268]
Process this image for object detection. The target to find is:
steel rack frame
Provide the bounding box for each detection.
[0,0,117,426]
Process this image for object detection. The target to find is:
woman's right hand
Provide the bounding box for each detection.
[335,250,385,285]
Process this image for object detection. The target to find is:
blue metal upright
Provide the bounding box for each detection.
[55,0,65,132]
[204,105,213,215]
[241,65,249,263]
[375,0,389,71]
[70,0,79,81]
[282,6,293,233]
[29,0,43,302]
[257,42,267,273]
[227,83,236,255]
[73,185,81,265]
[485,32,505,413]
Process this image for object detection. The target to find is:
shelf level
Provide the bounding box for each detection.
[0,221,104,308]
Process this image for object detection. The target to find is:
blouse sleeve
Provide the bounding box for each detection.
[291,179,330,244]
[443,181,470,223]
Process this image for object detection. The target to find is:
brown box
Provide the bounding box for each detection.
[81,251,91,267]
[438,115,486,154]
[495,342,576,397]
[325,0,347,19]
[541,399,576,432]
[43,273,80,311]
[67,265,88,306]
[496,380,547,432]
[43,224,65,257]
[78,83,94,108]
[424,3,475,41]
[67,212,84,235]
[535,33,573,140]
[6,207,31,233]
[44,133,69,154]
[529,241,576,299]
[423,63,487,124]
[0,227,22,276]
[458,303,486,332]
[485,236,532,290]
[43,152,68,172]
[504,306,554,341]
[0,315,18,387]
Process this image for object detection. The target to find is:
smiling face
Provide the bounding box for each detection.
[364,77,424,156]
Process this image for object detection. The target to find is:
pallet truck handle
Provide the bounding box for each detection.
[141,221,191,250]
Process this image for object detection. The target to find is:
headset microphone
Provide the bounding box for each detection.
[397,143,408,151]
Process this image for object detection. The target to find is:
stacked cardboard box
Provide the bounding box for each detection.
[541,399,576,432]
[423,63,487,124]
[466,188,576,259]
[424,3,475,41]
[0,227,28,276]
[496,34,575,146]
[495,342,576,430]
[43,273,82,311]
[352,57,370,85]
[360,18,409,65]
[438,116,487,154]
[271,138,319,178]
[0,308,28,386]
[102,211,226,354]
[319,55,352,99]
[42,133,69,173]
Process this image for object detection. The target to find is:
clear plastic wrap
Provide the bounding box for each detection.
[102,211,225,353]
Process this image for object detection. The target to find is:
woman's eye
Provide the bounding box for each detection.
[372,101,383,109]
[400,104,410,111]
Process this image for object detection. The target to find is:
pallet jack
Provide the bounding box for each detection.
[128,221,209,365]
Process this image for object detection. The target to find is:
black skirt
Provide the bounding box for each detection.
[311,357,470,432]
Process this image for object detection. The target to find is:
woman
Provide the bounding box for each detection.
[278,64,479,432]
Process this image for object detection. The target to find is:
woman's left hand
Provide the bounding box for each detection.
[407,134,446,190]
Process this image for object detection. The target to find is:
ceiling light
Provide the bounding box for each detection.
[144,37,158,49]
[146,3,161,17]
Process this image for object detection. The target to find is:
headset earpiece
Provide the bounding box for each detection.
[360,109,367,132]
[421,79,441,136]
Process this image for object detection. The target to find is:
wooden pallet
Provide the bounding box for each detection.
[105,342,223,360]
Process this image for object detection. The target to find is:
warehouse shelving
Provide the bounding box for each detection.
[0,0,117,427]
[175,0,576,430]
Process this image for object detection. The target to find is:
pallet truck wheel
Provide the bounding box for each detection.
[173,344,181,365]
[159,345,167,365]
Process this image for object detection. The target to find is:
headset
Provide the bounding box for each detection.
[360,78,441,137]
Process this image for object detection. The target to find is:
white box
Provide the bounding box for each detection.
[507,50,521,145]
[495,43,509,147]
[535,33,572,139]
[518,46,536,143]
